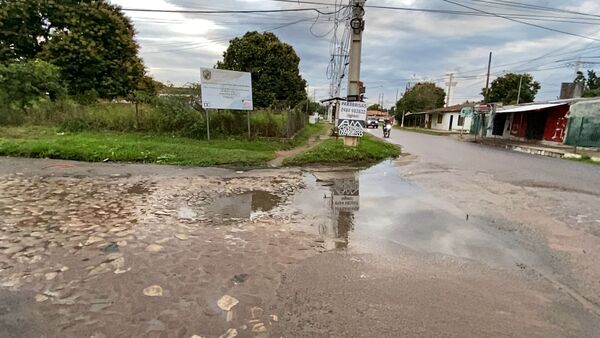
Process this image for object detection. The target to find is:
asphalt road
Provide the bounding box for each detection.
[369,128,600,194]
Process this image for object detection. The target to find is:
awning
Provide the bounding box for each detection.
[496,102,567,114]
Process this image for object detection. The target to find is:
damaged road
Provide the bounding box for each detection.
[1,152,600,337]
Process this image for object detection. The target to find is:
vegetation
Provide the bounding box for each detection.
[0,60,66,114]
[395,82,445,120]
[483,73,540,104]
[0,125,332,167]
[575,70,600,97]
[217,31,307,108]
[0,0,149,99]
[284,135,400,166]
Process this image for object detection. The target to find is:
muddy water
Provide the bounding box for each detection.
[205,190,281,218]
[287,161,545,271]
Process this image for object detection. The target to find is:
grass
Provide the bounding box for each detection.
[567,154,600,166]
[0,126,328,167]
[283,134,401,166]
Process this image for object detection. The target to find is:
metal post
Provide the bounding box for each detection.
[345,0,366,147]
[247,110,251,138]
[206,109,210,140]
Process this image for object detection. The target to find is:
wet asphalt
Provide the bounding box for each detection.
[368,128,600,195]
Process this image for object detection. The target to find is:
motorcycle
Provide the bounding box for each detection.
[383,123,392,138]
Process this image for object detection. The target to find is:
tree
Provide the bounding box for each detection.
[395,82,446,117]
[0,0,147,99]
[217,31,307,108]
[367,103,381,111]
[483,73,540,104]
[575,70,600,97]
[0,60,66,111]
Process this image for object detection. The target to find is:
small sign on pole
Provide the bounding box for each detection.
[336,101,367,139]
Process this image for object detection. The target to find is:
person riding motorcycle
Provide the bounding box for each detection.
[383,119,392,138]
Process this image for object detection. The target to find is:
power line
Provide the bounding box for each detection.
[121,7,342,15]
[441,0,600,42]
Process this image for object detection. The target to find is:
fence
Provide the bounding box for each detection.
[565,117,600,148]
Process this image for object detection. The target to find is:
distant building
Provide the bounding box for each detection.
[405,104,473,131]
[560,82,584,99]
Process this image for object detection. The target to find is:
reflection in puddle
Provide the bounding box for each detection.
[206,190,281,219]
[291,161,542,270]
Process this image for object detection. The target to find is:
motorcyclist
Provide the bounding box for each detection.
[383,119,392,138]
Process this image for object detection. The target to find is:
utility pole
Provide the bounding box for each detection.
[484,52,492,102]
[381,92,384,110]
[482,51,492,138]
[345,0,366,147]
[516,74,523,104]
[445,73,457,107]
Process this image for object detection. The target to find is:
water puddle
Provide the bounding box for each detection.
[206,190,281,219]
[290,161,543,270]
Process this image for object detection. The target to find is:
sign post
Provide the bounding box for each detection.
[337,101,367,144]
[200,68,253,139]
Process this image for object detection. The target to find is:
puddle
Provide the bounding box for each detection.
[206,190,281,218]
[290,161,544,270]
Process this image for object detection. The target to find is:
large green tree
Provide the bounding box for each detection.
[483,73,540,104]
[395,82,446,116]
[574,70,600,97]
[0,0,146,98]
[216,31,307,108]
[0,60,66,111]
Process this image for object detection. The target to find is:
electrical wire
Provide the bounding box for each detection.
[441,0,600,42]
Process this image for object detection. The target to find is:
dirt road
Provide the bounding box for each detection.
[0,154,599,337]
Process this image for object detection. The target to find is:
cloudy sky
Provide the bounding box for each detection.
[111,0,600,107]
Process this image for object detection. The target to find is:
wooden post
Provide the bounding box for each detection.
[247,110,251,138]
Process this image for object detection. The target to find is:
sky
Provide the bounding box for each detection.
[111,0,600,108]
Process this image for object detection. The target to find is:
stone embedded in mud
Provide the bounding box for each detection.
[270,314,278,322]
[250,306,263,319]
[45,272,58,280]
[251,323,267,333]
[35,294,48,302]
[232,273,249,284]
[217,295,239,311]
[105,253,123,262]
[84,236,103,246]
[145,244,164,252]
[190,335,205,338]
[218,328,238,338]
[175,234,189,241]
[143,285,163,297]
[103,242,119,253]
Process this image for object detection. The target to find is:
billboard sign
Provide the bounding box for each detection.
[338,101,368,121]
[337,119,364,137]
[200,68,253,110]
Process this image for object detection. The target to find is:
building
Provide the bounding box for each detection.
[564,99,600,148]
[493,102,571,143]
[404,104,474,131]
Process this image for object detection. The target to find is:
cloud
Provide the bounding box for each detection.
[111,0,600,105]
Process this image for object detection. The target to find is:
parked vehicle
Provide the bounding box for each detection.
[366,117,379,129]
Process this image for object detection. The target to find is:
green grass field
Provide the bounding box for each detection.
[283,135,401,166]
[0,125,326,167]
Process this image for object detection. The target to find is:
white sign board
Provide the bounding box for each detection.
[338,101,367,121]
[333,195,360,212]
[337,119,364,137]
[200,68,253,110]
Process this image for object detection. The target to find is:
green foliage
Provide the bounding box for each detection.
[217,31,307,108]
[0,0,146,98]
[0,60,66,115]
[395,82,445,119]
[0,127,278,167]
[368,104,381,111]
[284,135,401,166]
[575,70,600,97]
[483,73,540,104]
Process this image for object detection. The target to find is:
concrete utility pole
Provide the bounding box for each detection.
[516,74,524,104]
[484,52,492,102]
[445,73,457,107]
[345,0,366,147]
